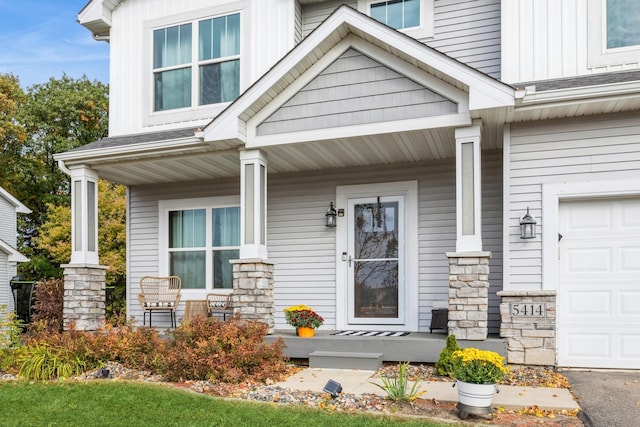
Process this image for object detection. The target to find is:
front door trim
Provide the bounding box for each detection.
[336,181,419,331]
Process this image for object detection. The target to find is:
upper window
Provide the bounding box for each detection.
[358,0,433,39]
[161,199,240,291]
[606,0,640,49]
[587,0,640,67]
[370,0,420,30]
[153,13,240,112]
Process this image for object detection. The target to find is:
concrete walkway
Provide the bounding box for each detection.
[275,368,580,412]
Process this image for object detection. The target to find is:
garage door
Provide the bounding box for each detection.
[557,198,640,369]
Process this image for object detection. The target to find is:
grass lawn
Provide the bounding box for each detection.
[0,381,456,427]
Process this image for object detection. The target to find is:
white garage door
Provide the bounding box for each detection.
[557,198,640,369]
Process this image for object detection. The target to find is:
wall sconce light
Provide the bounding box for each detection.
[326,202,337,228]
[519,207,537,239]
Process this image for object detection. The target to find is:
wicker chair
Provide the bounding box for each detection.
[138,276,182,327]
[206,293,234,321]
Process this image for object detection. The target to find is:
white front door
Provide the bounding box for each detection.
[557,197,640,369]
[336,181,418,331]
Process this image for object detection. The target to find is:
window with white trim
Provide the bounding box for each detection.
[161,199,239,290]
[587,0,640,67]
[358,0,433,39]
[153,12,240,112]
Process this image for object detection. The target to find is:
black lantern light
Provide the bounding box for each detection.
[325,202,337,228]
[519,207,537,239]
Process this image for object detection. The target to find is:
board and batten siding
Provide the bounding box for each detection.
[257,48,457,136]
[301,0,501,78]
[507,112,640,290]
[127,152,503,333]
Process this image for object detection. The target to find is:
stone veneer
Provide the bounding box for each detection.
[446,252,491,340]
[62,264,107,331]
[498,290,556,366]
[231,259,275,334]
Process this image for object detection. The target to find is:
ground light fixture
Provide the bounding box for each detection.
[326,202,337,227]
[519,207,537,239]
[323,379,342,397]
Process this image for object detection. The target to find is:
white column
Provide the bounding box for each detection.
[69,165,99,265]
[455,119,483,252]
[240,149,268,259]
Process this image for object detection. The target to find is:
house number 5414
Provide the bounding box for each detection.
[510,303,545,317]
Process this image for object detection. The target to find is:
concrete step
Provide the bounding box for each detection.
[309,351,383,370]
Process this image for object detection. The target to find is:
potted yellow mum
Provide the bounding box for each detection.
[451,347,508,419]
[283,304,324,337]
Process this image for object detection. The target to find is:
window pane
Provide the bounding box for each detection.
[170,251,205,289]
[169,209,206,248]
[213,249,239,288]
[200,59,239,105]
[370,0,420,30]
[199,13,240,60]
[212,207,240,246]
[153,24,192,68]
[154,68,192,111]
[607,0,640,49]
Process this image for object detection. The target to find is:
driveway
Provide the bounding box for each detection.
[563,370,640,427]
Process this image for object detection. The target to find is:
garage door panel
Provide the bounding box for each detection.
[620,291,640,316]
[558,197,640,369]
[566,290,611,316]
[620,247,640,272]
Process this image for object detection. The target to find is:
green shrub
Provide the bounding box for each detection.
[434,334,460,377]
[371,362,425,401]
[18,343,89,380]
[161,316,287,383]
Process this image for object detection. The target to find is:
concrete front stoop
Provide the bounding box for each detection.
[309,351,383,370]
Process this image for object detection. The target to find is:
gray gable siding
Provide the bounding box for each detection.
[301,1,356,37]
[257,48,457,136]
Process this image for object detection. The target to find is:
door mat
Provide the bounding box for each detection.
[331,331,410,337]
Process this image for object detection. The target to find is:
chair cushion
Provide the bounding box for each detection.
[209,301,227,308]
[143,301,175,308]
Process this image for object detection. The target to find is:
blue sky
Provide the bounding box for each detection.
[0,0,109,88]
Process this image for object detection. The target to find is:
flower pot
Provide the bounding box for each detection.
[297,326,315,338]
[455,380,496,408]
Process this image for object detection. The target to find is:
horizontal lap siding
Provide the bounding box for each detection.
[0,198,16,245]
[429,0,501,78]
[301,1,356,38]
[508,113,640,290]
[0,253,9,310]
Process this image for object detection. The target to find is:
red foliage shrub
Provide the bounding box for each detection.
[30,278,64,333]
[162,317,287,383]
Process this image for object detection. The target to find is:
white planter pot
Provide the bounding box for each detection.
[456,380,496,408]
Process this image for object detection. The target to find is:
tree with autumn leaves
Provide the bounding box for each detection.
[0,73,125,289]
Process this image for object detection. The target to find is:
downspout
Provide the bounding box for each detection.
[57,159,72,177]
[93,34,110,42]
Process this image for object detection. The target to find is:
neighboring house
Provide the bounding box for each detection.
[55,0,640,369]
[0,187,30,312]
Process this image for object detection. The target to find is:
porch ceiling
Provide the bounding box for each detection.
[85,122,508,186]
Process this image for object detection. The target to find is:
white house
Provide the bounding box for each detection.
[55,0,640,369]
[0,187,30,313]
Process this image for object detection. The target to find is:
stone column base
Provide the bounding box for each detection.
[498,291,556,366]
[62,264,108,331]
[446,251,491,340]
[231,258,275,334]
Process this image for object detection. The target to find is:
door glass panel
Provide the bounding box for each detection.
[353,201,399,318]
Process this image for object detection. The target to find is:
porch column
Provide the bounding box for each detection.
[449,120,489,340]
[240,149,268,259]
[235,149,273,331]
[62,165,106,331]
[454,120,482,252]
